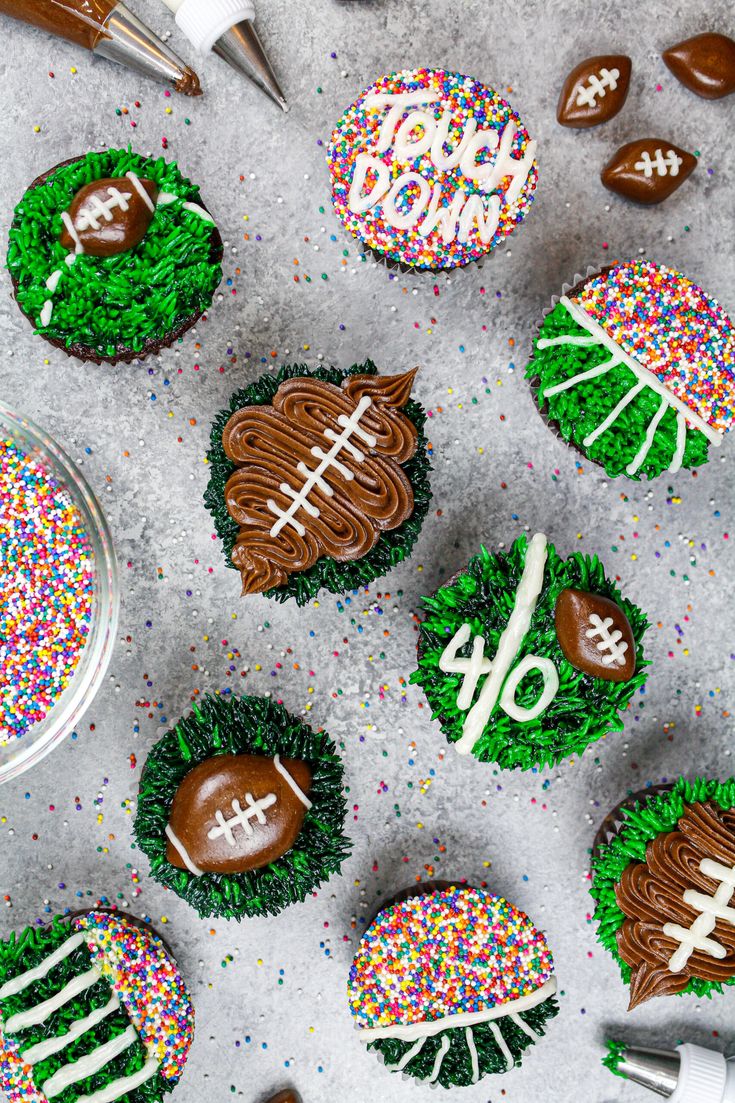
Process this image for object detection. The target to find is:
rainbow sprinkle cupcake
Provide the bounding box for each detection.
[348,884,558,1088]
[526,260,735,480]
[0,909,193,1103]
[327,68,538,271]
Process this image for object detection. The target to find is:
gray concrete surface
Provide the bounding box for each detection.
[0,1,734,1100]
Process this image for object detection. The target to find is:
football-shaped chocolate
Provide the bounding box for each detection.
[165,753,312,875]
[663,32,735,99]
[59,174,158,258]
[555,588,635,682]
[601,139,697,204]
[557,54,632,128]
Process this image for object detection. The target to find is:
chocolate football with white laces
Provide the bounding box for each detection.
[601,139,697,203]
[557,54,632,127]
[663,32,735,99]
[59,175,158,257]
[555,588,636,682]
[165,753,313,875]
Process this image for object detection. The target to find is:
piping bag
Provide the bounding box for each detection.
[606,1042,735,1101]
[0,0,202,95]
[160,0,287,111]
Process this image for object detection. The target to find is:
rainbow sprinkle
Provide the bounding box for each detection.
[572,260,735,433]
[327,69,538,270]
[0,437,94,743]
[76,911,193,1083]
[348,886,554,1030]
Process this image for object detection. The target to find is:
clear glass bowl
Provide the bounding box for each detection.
[0,402,119,783]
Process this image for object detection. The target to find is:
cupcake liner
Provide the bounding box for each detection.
[591,783,674,862]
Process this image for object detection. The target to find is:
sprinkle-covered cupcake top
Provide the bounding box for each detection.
[76,911,193,1083]
[570,260,735,434]
[327,69,538,270]
[348,886,554,1031]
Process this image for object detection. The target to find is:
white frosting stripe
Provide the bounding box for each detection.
[358,977,557,1042]
[465,1027,479,1083]
[626,396,669,476]
[510,1012,539,1040]
[165,823,204,878]
[392,1034,427,1072]
[542,356,618,396]
[560,295,723,445]
[489,1022,514,1070]
[456,533,549,755]
[428,1036,450,1083]
[156,192,215,224]
[4,966,101,1034]
[21,995,120,1066]
[124,171,155,212]
[42,1024,137,1099]
[665,858,735,972]
[0,934,84,1000]
[582,381,645,447]
[74,1056,159,1103]
[273,754,312,809]
[669,412,688,475]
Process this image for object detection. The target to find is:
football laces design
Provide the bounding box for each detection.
[207,792,278,845]
[634,149,683,177]
[585,614,630,667]
[575,67,620,107]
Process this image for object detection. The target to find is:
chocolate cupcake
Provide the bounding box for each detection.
[134,693,351,920]
[411,532,648,771]
[0,908,193,1103]
[591,777,735,1010]
[348,883,558,1088]
[525,260,735,480]
[327,68,538,272]
[204,361,431,605]
[7,149,223,364]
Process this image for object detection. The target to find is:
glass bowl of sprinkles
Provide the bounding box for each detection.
[0,401,119,782]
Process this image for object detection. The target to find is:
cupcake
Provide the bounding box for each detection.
[7,148,223,364]
[347,883,558,1088]
[204,361,431,604]
[591,776,735,1010]
[411,531,648,770]
[525,260,735,480]
[134,693,351,920]
[327,68,538,271]
[0,908,192,1103]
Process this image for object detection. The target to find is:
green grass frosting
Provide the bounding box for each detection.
[7,148,222,358]
[591,776,735,1000]
[371,996,559,1089]
[411,533,648,771]
[525,301,710,480]
[134,693,351,920]
[204,360,432,605]
[0,917,170,1103]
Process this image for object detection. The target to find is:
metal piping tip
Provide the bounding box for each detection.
[211,19,287,111]
[94,1,202,96]
[616,1046,681,1098]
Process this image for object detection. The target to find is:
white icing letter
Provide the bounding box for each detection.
[347,152,391,215]
[459,128,499,184]
[418,184,467,243]
[362,91,441,152]
[457,193,501,244]
[381,172,431,229]
[394,110,436,162]
[431,110,478,170]
[480,121,537,205]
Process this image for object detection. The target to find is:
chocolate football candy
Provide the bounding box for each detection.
[663,32,735,99]
[601,139,697,204]
[557,54,632,128]
[59,173,158,257]
[165,752,313,875]
[555,588,636,682]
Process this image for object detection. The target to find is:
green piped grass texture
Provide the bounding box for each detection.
[526,301,710,480]
[134,694,351,920]
[602,1039,626,1078]
[591,777,735,1000]
[204,360,432,605]
[411,534,648,771]
[371,996,558,1089]
[0,917,169,1103]
[7,148,222,358]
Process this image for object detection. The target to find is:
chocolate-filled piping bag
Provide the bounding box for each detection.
[0,0,202,95]
[160,0,287,111]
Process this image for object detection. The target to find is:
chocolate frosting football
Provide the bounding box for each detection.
[663,32,735,99]
[555,588,636,682]
[601,139,697,204]
[557,54,632,128]
[60,176,158,257]
[165,753,312,875]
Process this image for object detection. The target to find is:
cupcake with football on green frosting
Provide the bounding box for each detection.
[134,693,351,920]
[7,148,223,364]
[525,260,735,480]
[591,777,735,1010]
[411,532,648,771]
